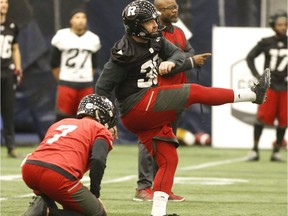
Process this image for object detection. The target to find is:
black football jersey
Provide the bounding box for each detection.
[247,35,288,91]
[96,34,188,103]
[0,18,19,71]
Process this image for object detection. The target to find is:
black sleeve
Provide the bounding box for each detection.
[12,22,19,44]
[50,46,61,68]
[95,61,126,100]
[183,40,195,57]
[92,50,100,69]
[167,57,194,75]
[159,39,193,76]
[89,138,109,198]
[246,41,263,79]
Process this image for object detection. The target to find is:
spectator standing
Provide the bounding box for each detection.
[51,9,101,122]
[246,11,287,162]
[0,0,23,158]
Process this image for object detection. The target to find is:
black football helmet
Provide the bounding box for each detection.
[122,0,165,39]
[77,94,117,129]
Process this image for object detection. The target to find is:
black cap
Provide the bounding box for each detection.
[69,8,86,20]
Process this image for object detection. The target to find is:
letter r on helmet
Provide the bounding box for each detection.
[127,6,136,16]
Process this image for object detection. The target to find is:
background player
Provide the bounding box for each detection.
[0,0,23,158]
[22,94,117,216]
[134,0,212,202]
[51,9,101,122]
[246,11,287,162]
[95,1,270,215]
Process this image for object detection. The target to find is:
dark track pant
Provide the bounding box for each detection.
[1,71,16,152]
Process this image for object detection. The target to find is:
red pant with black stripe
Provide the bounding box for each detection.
[121,84,234,194]
[22,163,104,216]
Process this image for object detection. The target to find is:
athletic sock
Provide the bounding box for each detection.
[233,89,256,103]
[151,191,169,216]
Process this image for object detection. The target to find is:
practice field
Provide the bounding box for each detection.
[1,145,287,216]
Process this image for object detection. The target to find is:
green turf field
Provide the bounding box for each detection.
[1,145,287,216]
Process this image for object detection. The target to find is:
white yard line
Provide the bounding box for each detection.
[178,157,247,171]
[1,157,247,201]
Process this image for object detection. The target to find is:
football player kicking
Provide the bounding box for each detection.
[21,94,117,216]
[95,1,270,216]
[133,0,212,202]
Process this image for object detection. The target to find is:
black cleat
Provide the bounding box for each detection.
[251,68,271,104]
[22,196,47,216]
[246,151,259,161]
[270,153,285,162]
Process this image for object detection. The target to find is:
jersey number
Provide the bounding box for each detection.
[137,54,159,88]
[0,35,13,58]
[65,48,91,69]
[46,125,78,144]
[269,49,288,72]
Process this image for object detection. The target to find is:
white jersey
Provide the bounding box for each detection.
[51,28,101,82]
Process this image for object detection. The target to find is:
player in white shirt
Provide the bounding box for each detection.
[51,9,101,122]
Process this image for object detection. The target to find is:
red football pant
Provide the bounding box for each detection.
[56,85,94,116]
[257,88,287,127]
[153,140,178,194]
[22,163,104,215]
[121,84,234,194]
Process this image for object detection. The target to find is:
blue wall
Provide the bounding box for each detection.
[4,0,260,144]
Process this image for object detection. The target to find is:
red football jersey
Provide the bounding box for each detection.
[27,118,113,179]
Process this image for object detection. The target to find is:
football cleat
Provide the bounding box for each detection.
[133,188,154,201]
[168,193,185,202]
[246,150,259,161]
[270,153,284,162]
[251,68,271,104]
[8,148,17,158]
[22,196,47,216]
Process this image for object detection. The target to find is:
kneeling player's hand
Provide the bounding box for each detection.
[109,126,118,139]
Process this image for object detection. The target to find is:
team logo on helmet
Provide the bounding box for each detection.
[122,0,165,39]
[126,6,138,19]
[85,103,94,109]
[77,94,117,129]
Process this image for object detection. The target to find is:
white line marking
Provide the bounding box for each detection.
[0,157,247,201]
[174,177,248,185]
[0,175,22,181]
[178,157,247,171]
